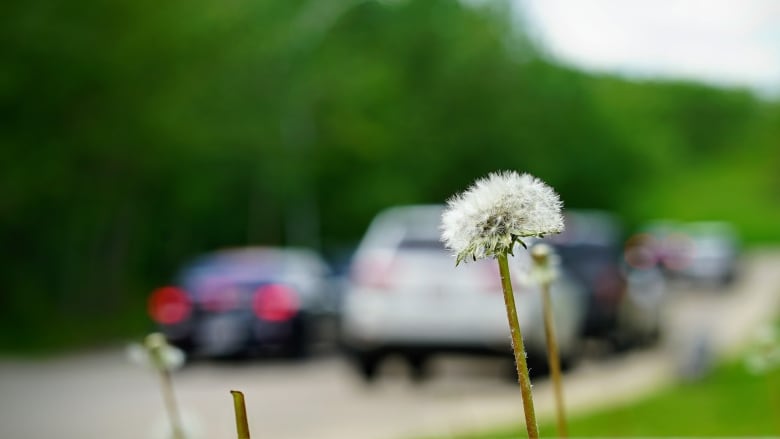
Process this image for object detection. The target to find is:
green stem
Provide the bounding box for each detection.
[542,281,568,438]
[497,253,539,438]
[159,369,185,439]
[231,390,251,439]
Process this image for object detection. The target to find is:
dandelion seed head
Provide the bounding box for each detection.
[521,243,560,286]
[127,332,186,372]
[441,171,564,264]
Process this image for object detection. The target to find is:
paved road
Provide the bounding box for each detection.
[1,249,779,439]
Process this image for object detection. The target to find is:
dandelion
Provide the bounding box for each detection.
[530,243,568,438]
[743,324,780,431]
[744,325,780,375]
[442,171,564,265]
[441,171,564,439]
[127,334,186,372]
[128,333,187,439]
[522,242,560,286]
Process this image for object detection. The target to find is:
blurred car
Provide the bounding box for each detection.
[683,222,740,285]
[547,210,665,348]
[637,220,740,286]
[148,247,337,358]
[340,205,587,381]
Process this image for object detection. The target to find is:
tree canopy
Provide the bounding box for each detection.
[1,0,777,349]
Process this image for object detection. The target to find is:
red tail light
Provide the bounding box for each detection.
[350,254,396,290]
[252,284,299,322]
[661,233,693,271]
[148,286,192,325]
[624,233,660,270]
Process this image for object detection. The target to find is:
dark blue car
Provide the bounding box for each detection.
[148,247,337,358]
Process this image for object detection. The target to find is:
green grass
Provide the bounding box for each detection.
[440,362,780,438]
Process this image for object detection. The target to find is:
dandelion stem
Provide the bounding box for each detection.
[541,280,568,438]
[159,369,185,439]
[497,253,539,438]
[231,390,251,439]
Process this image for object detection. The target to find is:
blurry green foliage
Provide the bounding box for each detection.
[0,0,778,349]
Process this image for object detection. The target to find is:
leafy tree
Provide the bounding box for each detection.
[0,0,776,349]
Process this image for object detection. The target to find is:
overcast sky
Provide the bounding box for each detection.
[516,0,780,96]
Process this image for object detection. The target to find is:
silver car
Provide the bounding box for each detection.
[340,205,586,381]
[639,220,739,286]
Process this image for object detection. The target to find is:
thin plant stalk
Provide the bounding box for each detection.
[541,280,568,438]
[153,355,184,439]
[497,253,539,438]
[231,390,251,439]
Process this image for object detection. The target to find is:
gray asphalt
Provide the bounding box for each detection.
[1,249,778,439]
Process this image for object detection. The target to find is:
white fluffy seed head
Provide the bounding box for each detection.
[441,171,564,264]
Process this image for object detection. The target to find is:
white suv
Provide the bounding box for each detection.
[341,205,586,381]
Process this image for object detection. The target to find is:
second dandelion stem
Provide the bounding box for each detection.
[497,253,539,439]
[152,351,184,439]
[541,280,568,437]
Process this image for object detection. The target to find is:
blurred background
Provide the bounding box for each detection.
[1,0,778,352]
[1,0,780,437]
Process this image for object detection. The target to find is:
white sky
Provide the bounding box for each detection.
[516,0,780,96]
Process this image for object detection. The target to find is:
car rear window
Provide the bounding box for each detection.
[398,239,446,250]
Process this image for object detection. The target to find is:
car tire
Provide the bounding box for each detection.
[406,353,430,382]
[640,324,662,347]
[527,352,550,378]
[720,269,737,287]
[352,351,383,383]
[284,315,310,359]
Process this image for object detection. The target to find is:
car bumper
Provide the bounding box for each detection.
[341,278,584,357]
[160,311,303,356]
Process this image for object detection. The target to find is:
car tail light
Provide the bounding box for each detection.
[661,233,693,271]
[252,284,299,322]
[480,262,504,292]
[148,286,192,325]
[624,233,659,270]
[350,254,396,290]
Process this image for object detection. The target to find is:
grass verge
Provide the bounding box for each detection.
[440,361,780,438]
